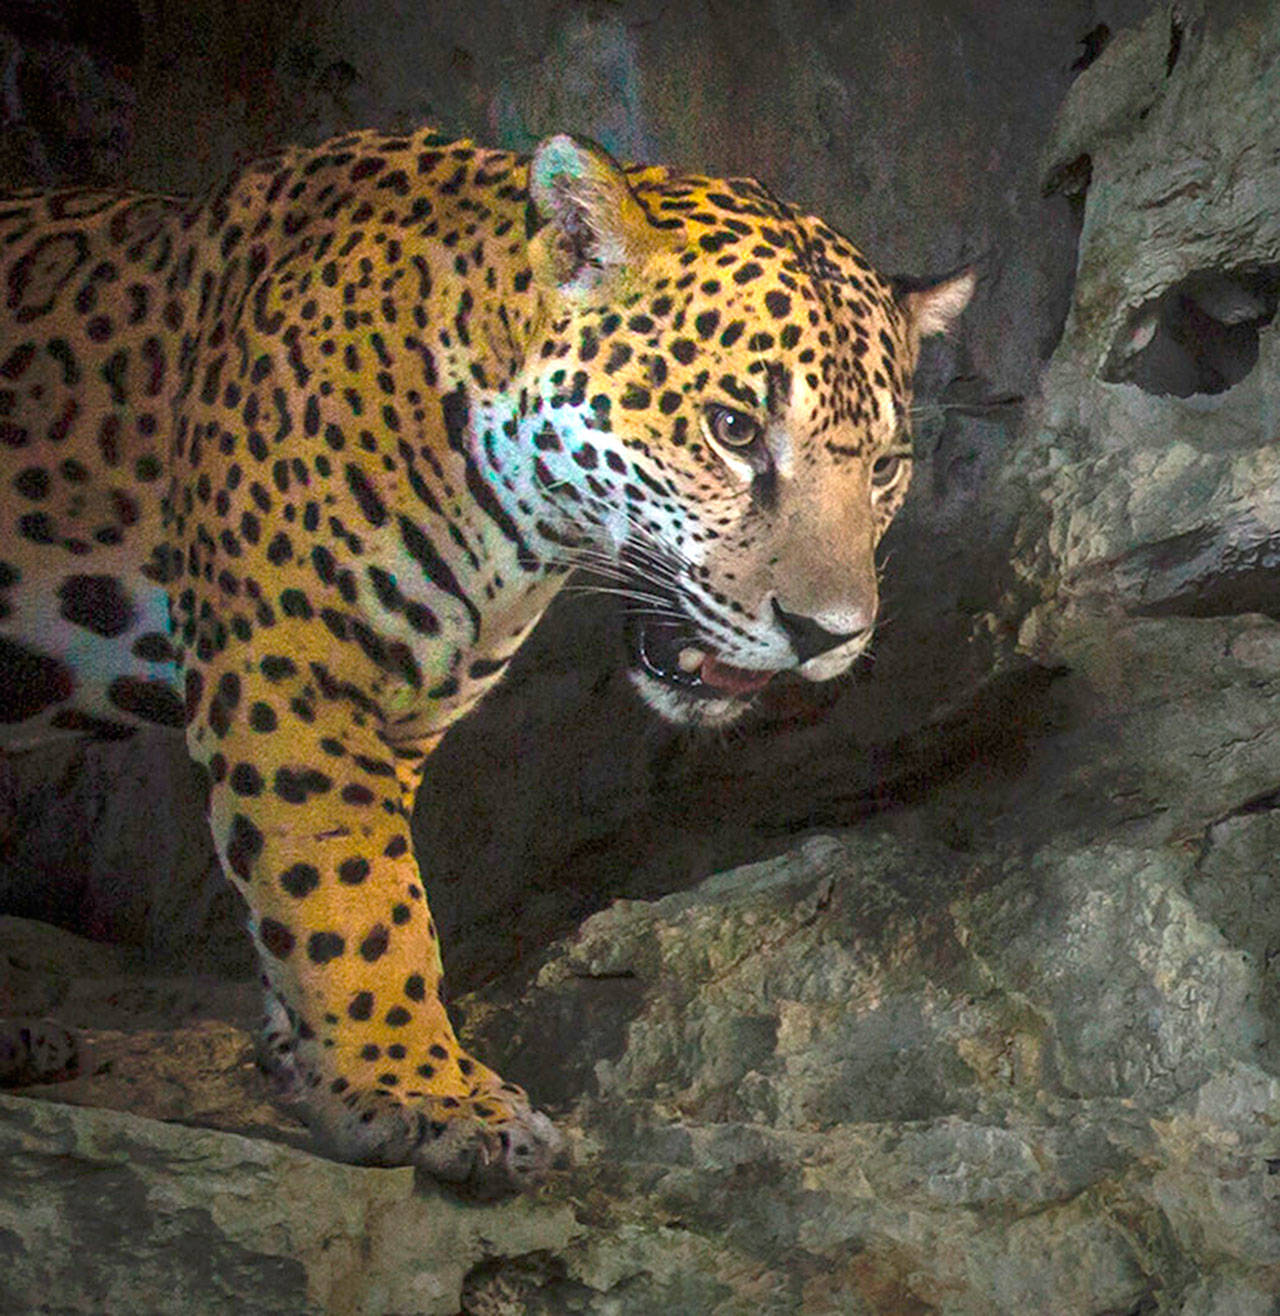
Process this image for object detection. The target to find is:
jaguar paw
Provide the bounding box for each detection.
[413,1099,567,1197]
[299,1083,568,1195]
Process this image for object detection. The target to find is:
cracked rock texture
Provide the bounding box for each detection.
[4,1,1280,1313]
[467,833,1279,1313]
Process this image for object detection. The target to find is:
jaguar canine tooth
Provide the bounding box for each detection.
[677,646,705,672]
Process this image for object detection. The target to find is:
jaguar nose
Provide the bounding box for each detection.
[770,598,872,664]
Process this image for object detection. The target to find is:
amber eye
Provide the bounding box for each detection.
[704,404,763,450]
[871,451,910,490]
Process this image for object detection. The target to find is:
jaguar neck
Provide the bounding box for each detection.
[466,384,620,580]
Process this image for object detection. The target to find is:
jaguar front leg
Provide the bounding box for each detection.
[191,682,561,1192]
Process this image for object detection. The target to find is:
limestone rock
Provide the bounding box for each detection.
[458,832,1280,1312]
[1015,0,1280,637]
[0,1092,577,1316]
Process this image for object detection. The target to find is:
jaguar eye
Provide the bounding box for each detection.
[704,404,763,450]
[871,451,910,489]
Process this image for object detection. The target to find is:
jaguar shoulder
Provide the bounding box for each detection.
[0,126,972,1191]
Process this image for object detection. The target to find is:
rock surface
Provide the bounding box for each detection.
[471,831,1280,1313]
[0,1093,577,1316]
[3,818,1278,1312]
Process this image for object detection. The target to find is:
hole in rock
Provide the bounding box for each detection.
[1043,153,1091,214]
[1167,11,1184,76]
[1103,264,1280,397]
[1072,23,1111,73]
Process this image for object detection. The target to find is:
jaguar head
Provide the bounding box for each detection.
[521,135,974,726]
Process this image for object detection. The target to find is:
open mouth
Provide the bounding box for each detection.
[624,611,781,700]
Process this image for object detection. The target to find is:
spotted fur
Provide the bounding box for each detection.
[0,127,972,1189]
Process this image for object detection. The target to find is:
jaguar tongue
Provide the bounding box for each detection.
[698,652,778,696]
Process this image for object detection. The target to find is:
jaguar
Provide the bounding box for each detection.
[0,125,972,1192]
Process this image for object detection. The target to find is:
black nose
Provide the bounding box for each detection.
[771,598,869,664]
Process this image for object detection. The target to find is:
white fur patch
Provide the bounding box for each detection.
[796,632,871,682]
[627,669,749,728]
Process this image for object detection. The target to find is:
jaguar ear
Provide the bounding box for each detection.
[527,134,671,295]
[896,266,977,340]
